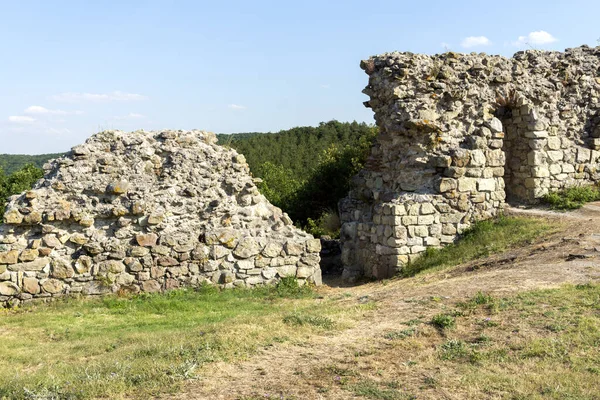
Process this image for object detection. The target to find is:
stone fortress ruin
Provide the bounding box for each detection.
[2,46,600,306]
[0,130,321,307]
[340,45,600,281]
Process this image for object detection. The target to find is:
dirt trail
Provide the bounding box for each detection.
[168,204,600,400]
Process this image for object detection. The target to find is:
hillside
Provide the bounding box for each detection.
[0,153,63,175]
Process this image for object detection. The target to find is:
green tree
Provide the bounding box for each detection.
[0,164,44,215]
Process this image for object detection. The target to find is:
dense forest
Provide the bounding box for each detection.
[220,120,377,234]
[0,121,377,235]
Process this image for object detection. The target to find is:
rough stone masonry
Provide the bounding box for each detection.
[0,130,321,307]
[340,45,600,281]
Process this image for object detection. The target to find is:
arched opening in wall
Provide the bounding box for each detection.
[496,98,532,204]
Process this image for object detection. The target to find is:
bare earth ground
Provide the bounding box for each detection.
[167,204,600,400]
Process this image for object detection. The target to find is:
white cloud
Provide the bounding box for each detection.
[113,112,146,120]
[46,128,72,136]
[513,31,558,47]
[51,91,148,102]
[461,36,492,48]
[320,84,331,89]
[8,116,35,123]
[228,104,246,110]
[24,105,83,115]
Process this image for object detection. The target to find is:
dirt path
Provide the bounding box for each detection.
[167,204,600,400]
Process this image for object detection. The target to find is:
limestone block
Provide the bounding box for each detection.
[41,279,64,294]
[417,215,435,225]
[306,239,321,253]
[438,178,457,193]
[458,177,477,192]
[485,150,505,167]
[284,241,303,256]
[233,237,261,258]
[420,203,436,215]
[3,209,23,224]
[524,131,548,139]
[262,242,282,258]
[478,179,496,192]
[547,137,561,150]
[424,237,440,246]
[22,277,40,294]
[562,164,576,173]
[532,166,550,178]
[0,250,19,265]
[527,151,547,166]
[546,150,563,162]
[577,148,591,163]
[470,150,486,167]
[0,281,19,296]
[135,234,159,248]
[8,257,50,272]
[51,258,75,279]
[487,117,503,133]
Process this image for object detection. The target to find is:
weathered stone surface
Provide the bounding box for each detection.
[8,257,50,272]
[136,233,158,247]
[51,258,75,279]
[0,282,19,296]
[233,237,261,258]
[340,45,600,281]
[22,277,41,294]
[41,279,64,294]
[0,250,19,265]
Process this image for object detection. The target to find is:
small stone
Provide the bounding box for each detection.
[106,181,130,195]
[233,237,261,258]
[3,209,23,224]
[0,250,19,265]
[41,279,64,294]
[135,233,158,247]
[0,281,19,296]
[22,277,41,294]
[19,249,39,262]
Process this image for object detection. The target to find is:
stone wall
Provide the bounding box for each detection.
[340,45,600,281]
[0,130,321,308]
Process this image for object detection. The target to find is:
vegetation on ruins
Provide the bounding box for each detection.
[401,216,560,277]
[542,184,600,210]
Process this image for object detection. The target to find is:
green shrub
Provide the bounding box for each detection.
[542,185,600,210]
[0,163,44,215]
[431,314,456,330]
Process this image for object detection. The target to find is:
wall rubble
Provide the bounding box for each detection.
[0,130,321,307]
[340,45,600,280]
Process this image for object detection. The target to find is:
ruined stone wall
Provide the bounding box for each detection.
[340,45,600,280]
[0,130,321,307]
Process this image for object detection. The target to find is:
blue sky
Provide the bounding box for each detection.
[1,0,599,154]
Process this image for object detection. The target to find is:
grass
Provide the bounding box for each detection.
[0,278,343,399]
[321,283,600,399]
[543,184,600,210]
[401,216,558,277]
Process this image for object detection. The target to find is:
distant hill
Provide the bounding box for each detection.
[0,153,63,175]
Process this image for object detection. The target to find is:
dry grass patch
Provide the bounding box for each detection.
[313,284,600,399]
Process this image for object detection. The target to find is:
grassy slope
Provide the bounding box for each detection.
[0,281,361,399]
[322,284,600,400]
[402,216,560,277]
